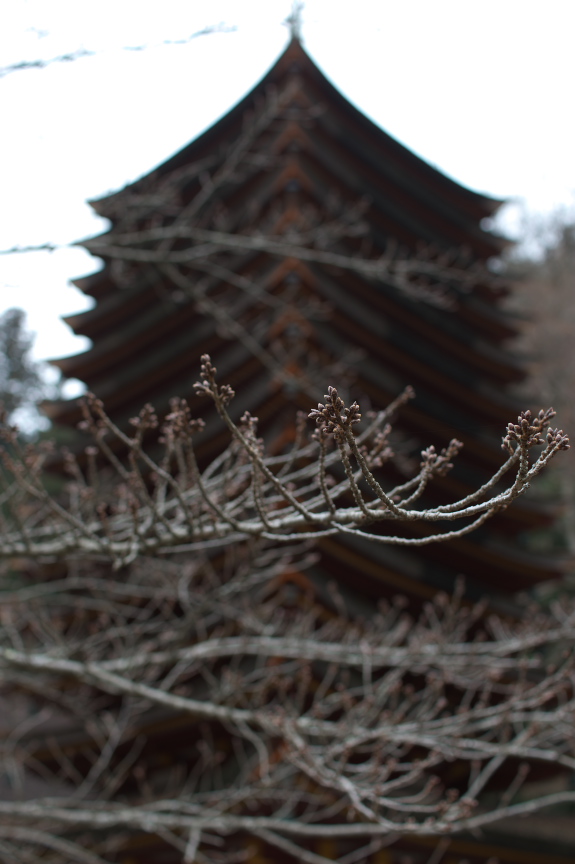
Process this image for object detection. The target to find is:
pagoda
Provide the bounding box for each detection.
[50,37,555,607]
[43,36,572,863]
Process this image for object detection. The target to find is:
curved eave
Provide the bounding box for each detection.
[52,254,523,429]
[51,309,516,474]
[89,39,504,235]
[55,134,523,380]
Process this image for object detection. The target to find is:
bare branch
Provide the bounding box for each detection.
[0,369,566,565]
[0,25,236,79]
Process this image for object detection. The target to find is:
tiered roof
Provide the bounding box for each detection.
[50,38,555,607]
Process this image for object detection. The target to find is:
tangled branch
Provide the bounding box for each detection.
[1,555,575,862]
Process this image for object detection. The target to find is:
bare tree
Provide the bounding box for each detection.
[0,362,572,863]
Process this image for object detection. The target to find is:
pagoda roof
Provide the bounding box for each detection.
[87,38,505,256]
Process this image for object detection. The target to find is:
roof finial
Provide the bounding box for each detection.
[284,1,304,42]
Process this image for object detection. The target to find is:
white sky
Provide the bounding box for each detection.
[1,0,574,390]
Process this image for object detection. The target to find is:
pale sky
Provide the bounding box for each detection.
[1,0,574,395]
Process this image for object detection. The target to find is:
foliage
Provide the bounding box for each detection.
[507,218,575,555]
[0,308,43,421]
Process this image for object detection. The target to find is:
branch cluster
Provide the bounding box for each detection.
[0,357,567,569]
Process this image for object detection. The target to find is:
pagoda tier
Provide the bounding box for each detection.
[49,38,557,605]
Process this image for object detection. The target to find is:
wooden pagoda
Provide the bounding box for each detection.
[50,37,556,607]
[43,36,572,863]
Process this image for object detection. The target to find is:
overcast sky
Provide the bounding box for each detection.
[1,0,574,389]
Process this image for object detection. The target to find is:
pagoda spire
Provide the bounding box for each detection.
[284,1,304,41]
